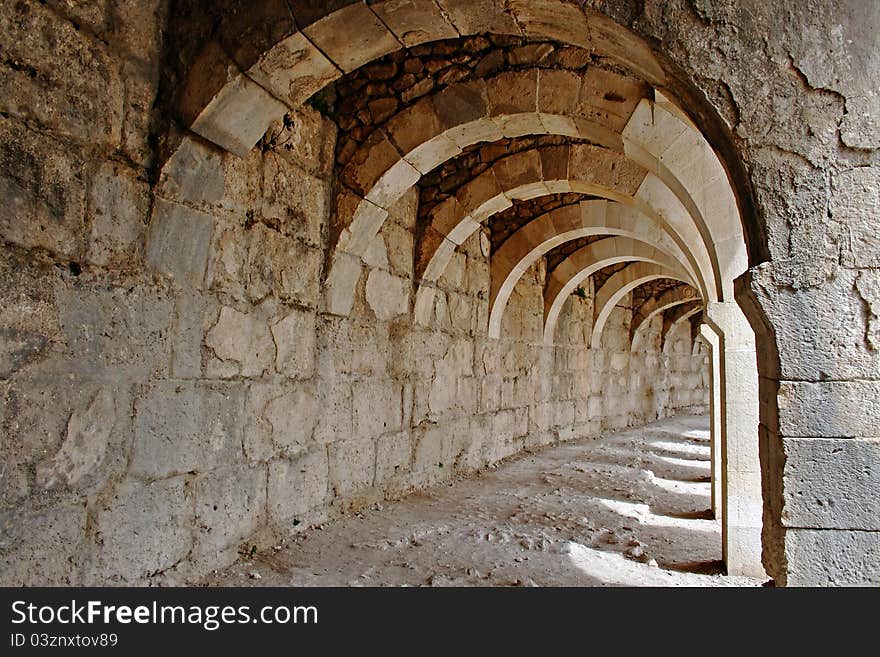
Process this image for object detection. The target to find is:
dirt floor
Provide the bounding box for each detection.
[203,415,762,587]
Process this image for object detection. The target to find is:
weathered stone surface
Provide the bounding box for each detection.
[381,221,415,277]
[209,222,323,309]
[0,500,87,585]
[749,267,880,380]
[268,448,329,523]
[92,477,192,583]
[365,269,410,320]
[0,0,123,147]
[261,155,331,248]
[303,3,401,73]
[35,388,116,489]
[192,463,266,555]
[313,380,353,445]
[181,40,288,157]
[775,0,880,150]
[271,308,316,377]
[506,0,591,48]
[131,382,245,479]
[54,282,173,378]
[781,437,880,530]
[329,437,376,497]
[777,380,880,438]
[747,149,834,280]
[87,162,149,268]
[0,254,60,379]
[412,421,453,476]
[324,252,363,317]
[375,431,412,485]
[263,107,336,179]
[487,70,537,116]
[341,132,403,198]
[42,0,109,34]
[435,0,521,35]
[855,271,880,351]
[262,384,317,456]
[247,32,340,108]
[831,167,880,269]
[108,0,165,62]
[784,528,880,586]
[2,381,116,503]
[317,315,390,375]
[206,306,275,378]
[373,0,458,47]
[146,199,215,288]
[157,137,227,207]
[433,80,489,130]
[0,117,87,258]
[353,379,403,438]
[119,56,161,167]
[170,288,210,378]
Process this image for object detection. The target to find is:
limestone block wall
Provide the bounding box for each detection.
[0,1,707,586]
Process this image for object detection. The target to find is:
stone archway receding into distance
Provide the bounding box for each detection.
[161,0,772,581]
[156,1,762,574]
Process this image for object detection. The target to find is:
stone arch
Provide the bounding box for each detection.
[622,96,746,301]
[411,145,717,326]
[160,0,780,581]
[630,284,701,352]
[661,301,704,350]
[541,238,692,346]
[178,1,669,158]
[488,200,699,339]
[326,92,739,316]
[169,0,766,275]
[591,262,691,349]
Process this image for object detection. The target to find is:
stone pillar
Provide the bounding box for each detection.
[698,324,722,520]
[704,302,766,579]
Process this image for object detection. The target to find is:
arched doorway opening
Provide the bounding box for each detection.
[162,0,778,581]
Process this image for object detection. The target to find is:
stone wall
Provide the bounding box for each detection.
[0,4,706,581]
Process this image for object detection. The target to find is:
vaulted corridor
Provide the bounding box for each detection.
[206,415,759,587]
[2,0,877,588]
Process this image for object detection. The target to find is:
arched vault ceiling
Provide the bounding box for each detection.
[589,262,628,295]
[543,234,609,273]
[664,300,703,332]
[418,136,588,221]
[588,261,691,348]
[659,300,705,349]
[630,281,700,341]
[486,193,601,251]
[321,36,650,169]
[412,144,710,299]
[325,82,733,310]
[631,278,689,315]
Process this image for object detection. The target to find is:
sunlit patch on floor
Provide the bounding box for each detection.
[654,454,711,469]
[646,439,709,456]
[560,541,735,587]
[649,476,709,496]
[682,429,711,441]
[595,497,716,532]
